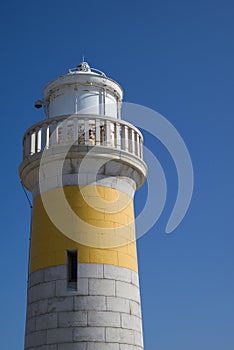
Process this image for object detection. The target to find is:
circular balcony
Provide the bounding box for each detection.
[22,114,144,161]
[20,114,147,194]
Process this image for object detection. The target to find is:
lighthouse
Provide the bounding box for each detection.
[19,61,147,349]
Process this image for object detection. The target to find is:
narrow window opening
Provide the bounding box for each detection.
[67,250,78,291]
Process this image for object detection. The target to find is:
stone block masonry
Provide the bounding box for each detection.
[24,264,144,349]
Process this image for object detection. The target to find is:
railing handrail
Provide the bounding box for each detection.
[23,114,144,141]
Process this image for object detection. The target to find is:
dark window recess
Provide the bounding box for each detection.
[67,250,77,290]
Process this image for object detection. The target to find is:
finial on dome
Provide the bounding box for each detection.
[68,60,106,76]
[76,60,91,72]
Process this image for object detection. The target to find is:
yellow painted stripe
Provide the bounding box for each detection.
[29,186,138,274]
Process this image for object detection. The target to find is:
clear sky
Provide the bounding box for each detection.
[0,0,233,349]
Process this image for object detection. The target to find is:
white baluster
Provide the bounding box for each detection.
[123,125,129,152]
[136,133,140,157]
[95,118,100,146]
[116,123,121,149]
[140,138,143,159]
[37,128,41,152]
[105,120,111,147]
[84,119,89,145]
[45,124,50,149]
[30,132,36,155]
[131,129,135,155]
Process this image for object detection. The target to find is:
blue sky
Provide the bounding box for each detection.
[0,0,233,349]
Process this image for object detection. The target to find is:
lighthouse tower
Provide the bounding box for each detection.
[19,61,147,350]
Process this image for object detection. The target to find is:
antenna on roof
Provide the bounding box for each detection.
[82,54,85,63]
